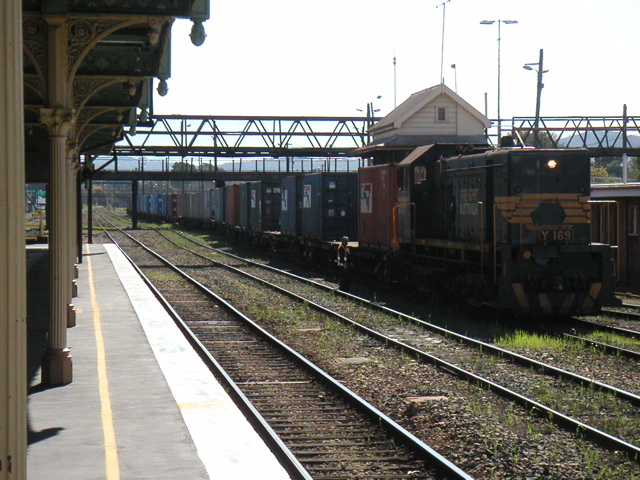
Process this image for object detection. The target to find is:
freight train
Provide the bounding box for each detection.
[132,144,620,315]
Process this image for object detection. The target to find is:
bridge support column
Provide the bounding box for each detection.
[132,180,139,229]
[87,179,93,243]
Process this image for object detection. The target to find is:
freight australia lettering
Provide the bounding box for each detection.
[459,187,479,216]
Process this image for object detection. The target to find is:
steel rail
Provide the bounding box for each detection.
[96,221,314,480]
[99,220,475,480]
[170,229,640,407]
[563,333,640,361]
[160,229,640,462]
[573,313,640,339]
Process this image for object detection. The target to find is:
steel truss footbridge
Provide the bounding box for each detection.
[509,115,640,157]
[114,114,640,158]
[115,114,378,159]
[90,114,640,182]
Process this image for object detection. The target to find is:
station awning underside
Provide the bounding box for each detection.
[23,0,210,184]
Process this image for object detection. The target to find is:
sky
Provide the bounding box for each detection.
[153,0,640,123]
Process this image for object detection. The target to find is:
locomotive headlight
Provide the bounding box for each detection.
[546,159,558,169]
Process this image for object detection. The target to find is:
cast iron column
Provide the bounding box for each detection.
[0,0,28,477]
[40,108,75,385]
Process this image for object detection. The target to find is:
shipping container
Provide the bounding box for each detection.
[301,172,358,241]
[358,164,398,249]
[249,181,281,232]
[203,189,213,220]
[168,193,178,217]
[157,194,167,217]
[280,175,303,236]
[239,182,250,228]
[225,184,241,226]
[175,193,193,217]
[148,194,157,215]
[190,190,207,220]
[212,188,225,222]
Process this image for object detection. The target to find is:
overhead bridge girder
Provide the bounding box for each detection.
[116,114,380,159]
[113,114,640,161]
[510,116,640,156]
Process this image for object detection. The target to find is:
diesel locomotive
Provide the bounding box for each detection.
[386,144,619,315]
[133,144,620,316]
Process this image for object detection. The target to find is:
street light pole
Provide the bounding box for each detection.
[533,49,543,147]
[523,48,547,148]
[437,0,451,84]
[480,19,518,144]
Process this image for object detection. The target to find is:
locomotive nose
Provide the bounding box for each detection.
[531,201,566,225]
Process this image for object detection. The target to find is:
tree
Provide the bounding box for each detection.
[171,160,192,172]
[629,157,640,181]
[590,165,611,182]
[593,157,622,179]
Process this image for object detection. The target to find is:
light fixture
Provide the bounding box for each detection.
[157,78,168,96]
[480,19,519,143]
[190,21,206,47]
[547,159,558,169]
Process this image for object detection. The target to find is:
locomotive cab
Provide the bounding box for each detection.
[489,148,619,315]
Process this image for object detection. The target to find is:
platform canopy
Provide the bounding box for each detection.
[23,0,210,183]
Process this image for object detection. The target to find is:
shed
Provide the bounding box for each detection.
[591,183,640,291]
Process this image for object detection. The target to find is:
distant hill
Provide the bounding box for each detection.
[557,132,640,151]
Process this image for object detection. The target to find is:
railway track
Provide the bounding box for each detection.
[172,228,640,356]
[101,223,470,480]
[96,217,640,478]
[160,229,640,405]
[596,307,640,334]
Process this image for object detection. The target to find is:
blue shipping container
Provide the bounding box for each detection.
[300,172,358,241]
[280,175,303,236]
[249,181,281,232]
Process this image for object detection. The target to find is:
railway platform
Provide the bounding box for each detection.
[26,242,292,480]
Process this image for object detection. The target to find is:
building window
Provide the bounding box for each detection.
[629,205,638,235]
[436,106,446,122]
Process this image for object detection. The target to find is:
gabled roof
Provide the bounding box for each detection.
[369,83,491,135]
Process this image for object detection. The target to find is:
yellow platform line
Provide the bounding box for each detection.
[87,246,121,480]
